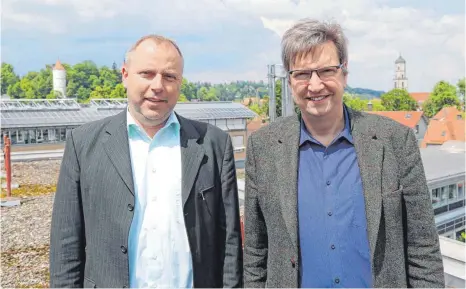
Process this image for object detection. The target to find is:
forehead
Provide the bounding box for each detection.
[291,40,340,69]
[127,40,182,71]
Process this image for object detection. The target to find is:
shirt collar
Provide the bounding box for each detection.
[126,107,180,140]
[299,104,353,146]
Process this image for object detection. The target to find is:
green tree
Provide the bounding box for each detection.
[178,93,188,102]
[204,87,219,101]
[380,88,417,111]
[89,85,112,100]
[99,66,120,88]
[368,99,386,111]
[343,93,367,111]
[1,63,20,95]
[423,80,460,118]
[458,231,465,243]
[109,83,126,98]
[457,77,465,106]
[275,79,282,118]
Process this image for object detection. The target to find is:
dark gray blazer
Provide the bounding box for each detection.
[243,108,444,288]
[49,110,243,288]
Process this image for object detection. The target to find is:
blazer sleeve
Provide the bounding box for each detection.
[49,130,86,288]
[243,134,268,288]
[398,128,445,287]
[220,134,244,288]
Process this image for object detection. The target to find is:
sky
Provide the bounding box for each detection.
[1,0,464,92]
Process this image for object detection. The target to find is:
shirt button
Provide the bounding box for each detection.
[326,180,331,186]
[328,211,332,216]
[152,167,156,173]
[127,204,134,211]
[121,246,127,254]
[331,244,336,250]
[335,278,340,284]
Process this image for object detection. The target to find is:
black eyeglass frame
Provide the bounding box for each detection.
[288,63,345,80]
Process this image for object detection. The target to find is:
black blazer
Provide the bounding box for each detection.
[49,110,243,288]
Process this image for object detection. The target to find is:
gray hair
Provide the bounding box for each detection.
[281,18,348,74]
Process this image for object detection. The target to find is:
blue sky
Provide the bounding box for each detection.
[2,0,464,92]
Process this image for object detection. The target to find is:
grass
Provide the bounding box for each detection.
[0,184,56,199]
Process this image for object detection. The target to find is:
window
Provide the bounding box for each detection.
[457,114,463,120]
[458,182,464,200]
[394,82,397,88]
[402,82,404,88]
[431,188,441,205]
[449,184,457,200]
[415,125,419,134]
[232,135,244,148]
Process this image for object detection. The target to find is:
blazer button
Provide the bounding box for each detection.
[127,204,134,211]
[291,258,296,268]
[121,246,127,254]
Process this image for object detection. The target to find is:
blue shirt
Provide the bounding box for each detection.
[127,110,193,288]
[297,106,372,288]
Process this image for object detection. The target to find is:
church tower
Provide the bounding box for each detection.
[52,59,67,98]
[394,54,408,90]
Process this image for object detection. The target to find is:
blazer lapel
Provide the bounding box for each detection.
[103,110,135,195]
[276,116,301,250]
[177,114,206,208]
[348,108,383,263]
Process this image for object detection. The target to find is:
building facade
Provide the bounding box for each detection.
[421,144,465,240]
[0,99,256,166]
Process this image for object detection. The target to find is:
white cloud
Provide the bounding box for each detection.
[2,0,464,91]
[221,0,465,91]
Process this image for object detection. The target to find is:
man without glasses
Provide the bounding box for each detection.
[243,18,444,288]
[49,34,243,288]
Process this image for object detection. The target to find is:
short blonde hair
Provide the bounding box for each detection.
[124,34,184,69]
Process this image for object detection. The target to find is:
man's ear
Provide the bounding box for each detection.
[121,64,128,88]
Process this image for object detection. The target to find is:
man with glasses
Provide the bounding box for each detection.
[243,18,444,288]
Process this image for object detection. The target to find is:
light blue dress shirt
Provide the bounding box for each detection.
[126,109,193,288]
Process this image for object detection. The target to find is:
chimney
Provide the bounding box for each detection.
[367,101,373,111]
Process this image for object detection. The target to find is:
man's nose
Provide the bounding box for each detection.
[150,74,164,91]
[307,73,324,93]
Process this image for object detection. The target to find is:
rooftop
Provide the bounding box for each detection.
[53,59,65,71]
[420,145,465,182]
[366,111,425,128]
[0,99,257,129]
[409,92,430,103]
[395,55,406,64]
[421,107,466,147]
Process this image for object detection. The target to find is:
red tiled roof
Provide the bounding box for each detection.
[409,92,430,103]
[53,59,65,71]
[366,111,424,128]
[433,106,463,121]
[247,117,268,136]
[421,107,466,147]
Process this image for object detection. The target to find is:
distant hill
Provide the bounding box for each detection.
[345,86,385,99]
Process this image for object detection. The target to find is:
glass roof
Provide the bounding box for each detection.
[0,99,257,129]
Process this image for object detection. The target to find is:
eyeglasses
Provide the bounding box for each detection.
[288,63,344,83]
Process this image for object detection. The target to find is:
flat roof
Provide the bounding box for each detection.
[420,147,465,182]
[0,99,257,129]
